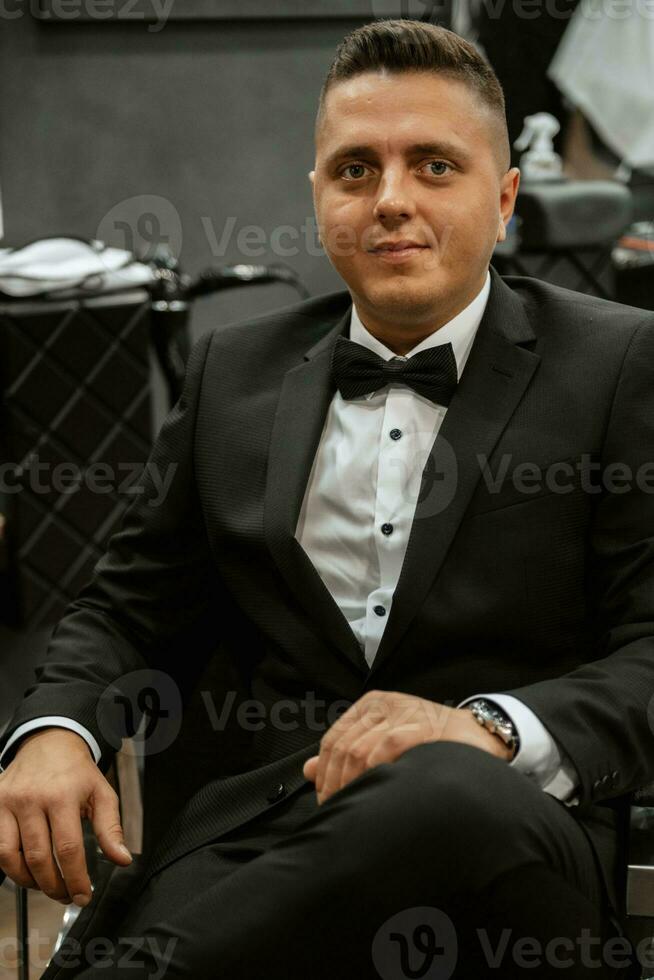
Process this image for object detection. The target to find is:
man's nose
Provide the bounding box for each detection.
[372,168,416,222]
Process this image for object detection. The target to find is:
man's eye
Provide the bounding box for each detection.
[423,160,452,177]
[339,160,453,180]
[341,163,368,180]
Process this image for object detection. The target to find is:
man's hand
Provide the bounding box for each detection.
[302,690,513,805]
[0,728,132,907]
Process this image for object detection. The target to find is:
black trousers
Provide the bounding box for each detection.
[50,741,635,979]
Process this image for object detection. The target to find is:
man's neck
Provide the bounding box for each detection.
[352,276,488,356]
[352,320,448,356]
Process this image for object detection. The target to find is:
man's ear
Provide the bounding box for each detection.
[496,166,520,244]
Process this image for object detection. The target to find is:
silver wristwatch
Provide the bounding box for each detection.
[467,698,520,758]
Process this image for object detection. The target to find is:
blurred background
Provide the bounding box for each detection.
[0,0,651,354]
[0,2,653,975]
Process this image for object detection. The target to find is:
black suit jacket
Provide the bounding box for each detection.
[3,265,654,920]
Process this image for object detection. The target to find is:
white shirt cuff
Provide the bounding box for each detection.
[457,693,580,807]
[0,717,102,771]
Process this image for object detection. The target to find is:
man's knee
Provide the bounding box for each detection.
[389,739,519,828]
[342,741,522,855]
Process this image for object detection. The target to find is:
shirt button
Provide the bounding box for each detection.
[373,605,386,617]
[389,428,402,441]
[381,523,394,536]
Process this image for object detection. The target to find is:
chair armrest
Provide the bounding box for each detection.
[115,738,144,856]
[632,782,654,807]
[627,803,654,917]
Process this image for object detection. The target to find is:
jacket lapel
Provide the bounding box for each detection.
[365,267,542,680]
[263,305,370,675]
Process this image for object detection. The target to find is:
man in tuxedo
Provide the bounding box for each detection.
[1,18,653,980]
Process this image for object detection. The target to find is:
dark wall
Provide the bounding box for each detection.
[0,14,369,347]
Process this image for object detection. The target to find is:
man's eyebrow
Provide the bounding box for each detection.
[324,141,471,169]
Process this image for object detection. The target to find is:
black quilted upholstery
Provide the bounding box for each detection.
[0,292,153,629]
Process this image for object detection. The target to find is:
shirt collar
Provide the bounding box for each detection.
[348,269,491,380]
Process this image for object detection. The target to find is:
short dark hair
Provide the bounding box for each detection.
[315,19,509,170]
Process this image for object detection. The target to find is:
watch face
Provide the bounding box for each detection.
[472,702,518,749]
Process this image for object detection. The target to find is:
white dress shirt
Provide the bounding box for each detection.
[0,270,579,805]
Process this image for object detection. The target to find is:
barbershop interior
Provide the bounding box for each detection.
[0,1,654,978]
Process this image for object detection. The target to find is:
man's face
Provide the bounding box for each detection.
[310,70,520,330]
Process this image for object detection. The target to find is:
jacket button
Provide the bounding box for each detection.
[266,782,286,803]
[611,770,619,780]
[601,774,611,785]
[592,779,602,790]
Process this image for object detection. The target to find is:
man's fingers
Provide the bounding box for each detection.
[0,809,38,890]
[49,803,92,907]
[338,730,379,791]
[303,756,319,782]
[15,807,68,901]
[365,727,418,768]
[319,725,426,803]
[89,783,132,866]
[317,713,373,801]
[318,721,381,803]
[315,702,368,793]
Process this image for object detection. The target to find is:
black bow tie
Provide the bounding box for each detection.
[331,334,458,407]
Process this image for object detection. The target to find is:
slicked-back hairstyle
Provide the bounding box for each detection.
[315,19,510,171]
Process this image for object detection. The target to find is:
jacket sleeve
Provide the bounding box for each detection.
[0,327,221,773]
[505,314,654,810]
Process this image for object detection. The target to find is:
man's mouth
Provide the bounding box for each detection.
[368,241,431,263]
[369,240,430,253]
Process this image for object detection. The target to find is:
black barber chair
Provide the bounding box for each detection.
[624,787,654,977]
[493,178,633,301]
[1,642,253,979]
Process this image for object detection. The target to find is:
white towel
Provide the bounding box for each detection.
[0,237,157,298]
[548,0,654,171]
